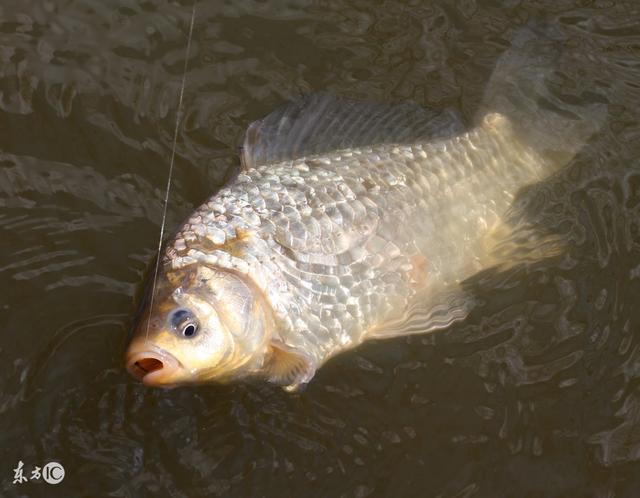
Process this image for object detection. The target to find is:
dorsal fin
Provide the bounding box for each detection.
[241,93,465,169]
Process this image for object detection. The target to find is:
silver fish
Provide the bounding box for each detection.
[125,27,603,390]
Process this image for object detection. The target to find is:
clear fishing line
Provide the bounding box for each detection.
[145,2,197,343]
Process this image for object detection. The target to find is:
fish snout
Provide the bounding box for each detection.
[126,347,181,386]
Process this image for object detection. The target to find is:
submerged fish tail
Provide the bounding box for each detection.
[480,22,606,173]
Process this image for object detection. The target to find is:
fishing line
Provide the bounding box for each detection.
[145,1,197,343]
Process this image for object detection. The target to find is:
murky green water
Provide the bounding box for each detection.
[1,1,639,496]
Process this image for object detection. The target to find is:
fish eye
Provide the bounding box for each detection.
[182,322,198,338]
[170,309,198,338]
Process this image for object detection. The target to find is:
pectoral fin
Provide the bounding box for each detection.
[264,341,316,392]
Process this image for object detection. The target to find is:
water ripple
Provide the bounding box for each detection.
[0,1,640,497]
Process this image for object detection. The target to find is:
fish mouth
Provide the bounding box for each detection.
[126,347,182,387]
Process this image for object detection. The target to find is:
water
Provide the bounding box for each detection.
[1,1,639,496]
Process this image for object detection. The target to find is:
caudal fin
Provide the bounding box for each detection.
[480,22,606,166]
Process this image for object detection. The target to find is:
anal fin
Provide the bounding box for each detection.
[482,215,567,271]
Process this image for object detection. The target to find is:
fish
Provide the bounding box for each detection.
[125,25,604,391]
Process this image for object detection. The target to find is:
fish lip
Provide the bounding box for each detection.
[126,347,183,387]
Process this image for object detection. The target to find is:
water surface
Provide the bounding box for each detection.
[1,1,640,496]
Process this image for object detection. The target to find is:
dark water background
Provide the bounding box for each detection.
[1,0,640,496]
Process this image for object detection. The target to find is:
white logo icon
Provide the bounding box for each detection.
[42,462,65,484]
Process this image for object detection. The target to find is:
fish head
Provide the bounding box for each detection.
[125,265,271,387]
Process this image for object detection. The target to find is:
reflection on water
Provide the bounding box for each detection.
[1,0,639,496]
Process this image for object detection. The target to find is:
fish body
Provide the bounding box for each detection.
[126,27,603,390]
[163,113,539,376]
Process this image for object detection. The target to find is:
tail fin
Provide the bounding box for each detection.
[479,22,606,165]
